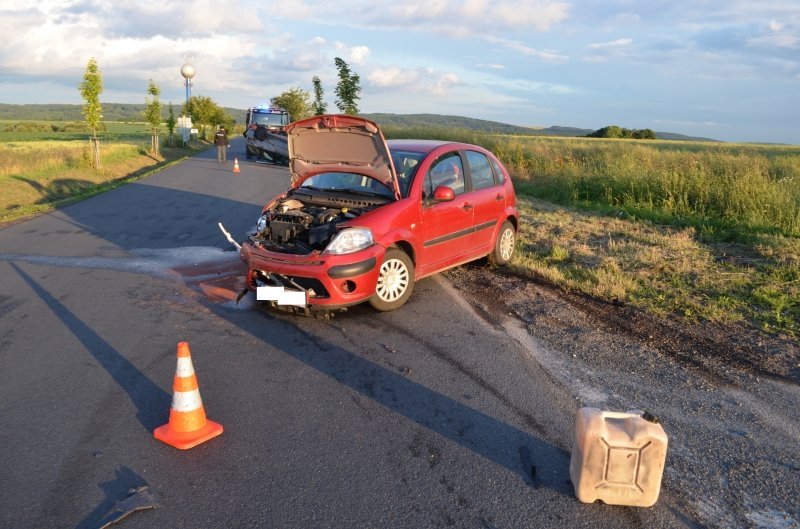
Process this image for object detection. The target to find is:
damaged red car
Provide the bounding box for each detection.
[237,114,518,312]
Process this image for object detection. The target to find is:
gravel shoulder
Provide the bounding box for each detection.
[444,264,800,529]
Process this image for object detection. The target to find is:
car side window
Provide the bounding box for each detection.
[425,153,465,198]
[466,151,495,190]
[489,158,507,184]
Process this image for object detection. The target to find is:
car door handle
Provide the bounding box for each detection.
[495,194,504,202]
[462,202,474,211]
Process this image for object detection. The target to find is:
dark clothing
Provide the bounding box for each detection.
[214,129,229,146]
[215,128,229,163]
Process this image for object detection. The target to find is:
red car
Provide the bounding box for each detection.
[238,114,518,312]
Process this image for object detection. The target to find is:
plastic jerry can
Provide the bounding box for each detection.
[569,407,668,507]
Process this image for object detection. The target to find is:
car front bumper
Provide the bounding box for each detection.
[240,242,384,309]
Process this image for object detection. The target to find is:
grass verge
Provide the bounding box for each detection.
[510,197,799,336]
[0,140,204,224]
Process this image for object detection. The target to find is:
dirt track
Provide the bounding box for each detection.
[444,263,800,529]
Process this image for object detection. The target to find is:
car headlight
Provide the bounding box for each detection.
[324,228,374,255]
[256,214,267,233]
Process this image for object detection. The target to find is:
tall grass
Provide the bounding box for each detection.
[384,126,800,241]
[0,141,141,179]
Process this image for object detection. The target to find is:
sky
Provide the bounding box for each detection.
[1,0,799,144]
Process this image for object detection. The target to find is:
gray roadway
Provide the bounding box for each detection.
[0,139,690,528]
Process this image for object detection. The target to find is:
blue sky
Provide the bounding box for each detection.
[2,0,798,143]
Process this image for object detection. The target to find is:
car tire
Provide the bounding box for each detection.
[369,248,414,312]
[489,221,515,266]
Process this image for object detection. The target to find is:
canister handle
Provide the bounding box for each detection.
[599,410,644,420]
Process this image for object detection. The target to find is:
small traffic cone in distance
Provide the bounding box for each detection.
[154,342,223,450]
[233,158,241,173]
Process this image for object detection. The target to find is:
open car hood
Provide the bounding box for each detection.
[287,115,400,199]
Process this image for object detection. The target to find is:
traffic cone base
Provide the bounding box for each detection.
[154,417,223,450]
[233,158,241,173]
[154,342,224,450]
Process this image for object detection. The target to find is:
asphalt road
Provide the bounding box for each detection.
[0,140,692,528]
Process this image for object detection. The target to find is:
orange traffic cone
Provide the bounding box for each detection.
[154,342,223,450]
[232,158,241,173]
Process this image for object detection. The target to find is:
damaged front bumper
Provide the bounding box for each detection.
[239,242,383,310]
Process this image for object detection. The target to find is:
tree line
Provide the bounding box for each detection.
[587,125,656,140]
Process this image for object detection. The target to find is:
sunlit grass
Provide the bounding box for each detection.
[0,137,193,222]
[509,198,799,335]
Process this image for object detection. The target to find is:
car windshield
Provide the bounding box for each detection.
[389,149,425,198]
[252,111,289,127]
[299,172,395,198]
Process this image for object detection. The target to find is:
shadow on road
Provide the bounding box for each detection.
[75,466,151,529]
[9,262,171,431]
[211,302,573,496]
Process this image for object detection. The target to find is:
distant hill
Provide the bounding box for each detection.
[0,103,245,123]
[361,113,542,136]
[0,104,718,141]
[362,113,718,142]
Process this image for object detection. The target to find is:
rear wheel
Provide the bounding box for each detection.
[489,221,515,265]
[369,248,414,312]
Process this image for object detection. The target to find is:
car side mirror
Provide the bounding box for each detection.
[433,186,455,202]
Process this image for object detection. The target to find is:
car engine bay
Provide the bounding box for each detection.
[249,192,386,255]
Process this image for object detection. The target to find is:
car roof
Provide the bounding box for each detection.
[386,139,455,153]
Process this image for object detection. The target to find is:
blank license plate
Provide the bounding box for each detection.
[256,285,308,306]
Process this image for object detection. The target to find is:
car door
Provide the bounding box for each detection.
[418,152,474,271]
[464,150,506,253]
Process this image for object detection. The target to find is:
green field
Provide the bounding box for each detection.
[0,120,152,142]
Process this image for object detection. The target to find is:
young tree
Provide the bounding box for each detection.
[271,87,312,122]
[165,102,177,147]
[311,75,327,116]
[182,95,226,140]
[333,57,361,115]
[143,79,162,154]
[78,57,103,168]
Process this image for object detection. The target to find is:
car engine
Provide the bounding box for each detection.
[250,196,375,255]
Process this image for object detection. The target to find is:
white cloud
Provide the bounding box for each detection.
[431,72,459,96]
[268,0,570,35]
[367,66,460,97]
[486,36,569,62]
[334,42,371,65]
[588,38,633,49]
[368,67,420,88]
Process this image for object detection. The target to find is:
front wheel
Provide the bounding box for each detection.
[489,221,516,265]
[369,248,414,312]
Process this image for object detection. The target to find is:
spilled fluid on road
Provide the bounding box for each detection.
[0,246,249,306]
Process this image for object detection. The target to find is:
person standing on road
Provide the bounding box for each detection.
[215,126,230,163]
